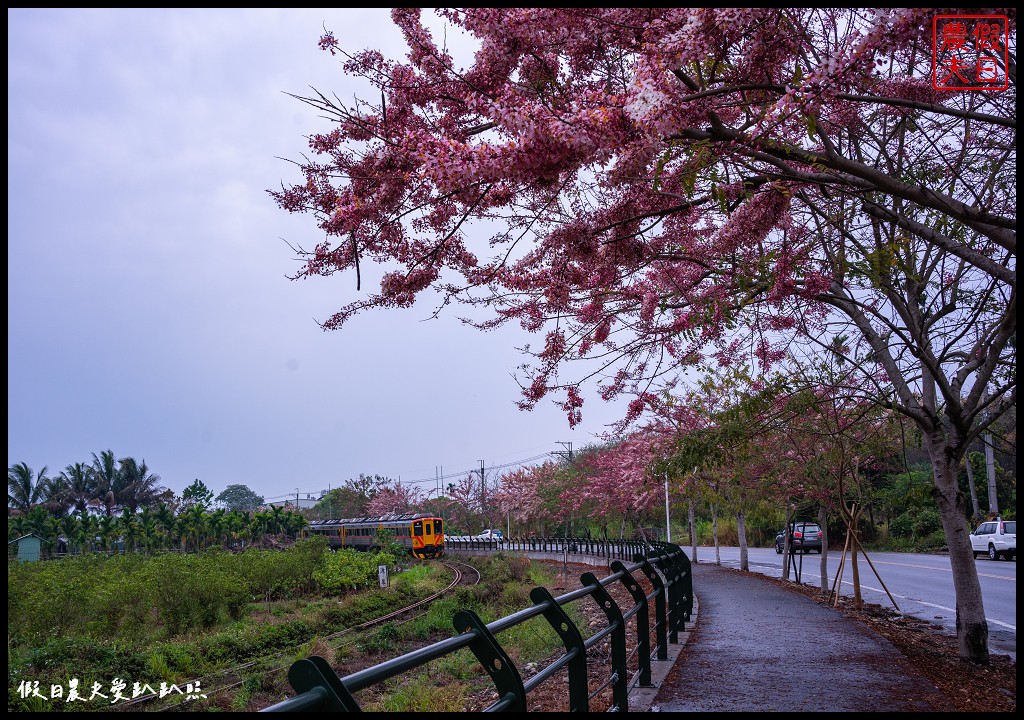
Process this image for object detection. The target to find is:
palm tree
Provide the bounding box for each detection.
[42,515,62,557]
[286,511,308,539]
[40,473,70,517]
[120,508,142,552]
[225,511,247,549]
[116,457,165,512]
[8,462,50,513]
[14,508,61,557]
[60,514,78,545]
[8,514,25,540]
[177,504,208,552]
[97,515,118,552]
[90,450,119,516]
[18,505,51,538]
[58,462,97,514]
[208,508,228,548]
[249,510,271,543]
[140,515,161,554]
[155,503,176,549]
[77,510,100,552]
[268,505,288,536]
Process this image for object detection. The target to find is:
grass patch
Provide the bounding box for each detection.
[6,549,451,713]
[8,550,597,712]
[366,672,470,712]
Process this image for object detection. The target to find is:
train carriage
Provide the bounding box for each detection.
[306,512,444,559]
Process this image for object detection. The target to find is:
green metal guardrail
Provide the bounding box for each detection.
[261,539,691,713]
[262,536,696,712]
[445,535,653,558]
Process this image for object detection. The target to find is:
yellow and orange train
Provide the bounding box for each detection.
[305,512,444,559]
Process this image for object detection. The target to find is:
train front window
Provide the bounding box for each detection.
[414,521,423,537]
[434,519,443,534]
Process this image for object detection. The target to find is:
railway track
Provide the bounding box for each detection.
[117,560,478,712]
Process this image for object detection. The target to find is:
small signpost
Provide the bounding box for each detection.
[378,564,389,589]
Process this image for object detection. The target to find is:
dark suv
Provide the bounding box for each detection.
[775,522,823,554]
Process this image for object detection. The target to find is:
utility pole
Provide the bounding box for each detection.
[552,443,574,535]
[980,396,999,516]
[984,432,998,514]
[965,453,981,521]
[664,470,671,543]
[474,460,486,530]
[552,441,574,463]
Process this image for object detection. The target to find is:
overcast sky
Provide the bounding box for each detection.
[7,8,632,505]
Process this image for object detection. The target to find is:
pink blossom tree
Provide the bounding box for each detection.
[657,369,806,568]
[569,433,668,539]
[365,480,423,516]
[274,9,1015,662]
[491,462,563,535]
[774,365,905,596]
[441,472,481,533]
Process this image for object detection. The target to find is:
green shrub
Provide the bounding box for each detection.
[314,548,392,593]
[369,673,468,712]
[357,622,400,653]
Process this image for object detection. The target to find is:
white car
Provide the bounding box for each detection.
[477,529,504,540]
[969,518,1016,561]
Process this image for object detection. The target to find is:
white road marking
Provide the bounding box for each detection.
[797,570,1017,631]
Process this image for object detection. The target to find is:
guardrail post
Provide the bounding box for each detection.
[655,547,689,636]
[635,554,668,660]
[277,656,361,712]
[529,587,590,712]
[580,573,629,712]
[650,549,680,641]
[610,561,653,688]
[452,609,527,712]
[675,548,693,622]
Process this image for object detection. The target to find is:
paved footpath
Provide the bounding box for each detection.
[646,562,953,712]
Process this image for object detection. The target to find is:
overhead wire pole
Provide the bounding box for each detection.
[478,460,486,531]
[552,441,574,463]
[984,431,998,514]
[552,442,575,536]
[664,470,671,543]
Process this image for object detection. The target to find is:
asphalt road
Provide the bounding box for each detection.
[649,562,954,712]
[688,545,1016,661]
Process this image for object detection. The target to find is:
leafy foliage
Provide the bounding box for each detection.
[216,484,265,512]
[180,479,214,510]
[313,547,395,593]
[275,9,1015,661]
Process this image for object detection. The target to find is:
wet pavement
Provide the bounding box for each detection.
[645,562,952,712]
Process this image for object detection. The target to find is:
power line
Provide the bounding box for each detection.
[281,451,555,500]
[396,452,552,488]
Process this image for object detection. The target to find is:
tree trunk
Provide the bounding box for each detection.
[850,525,862,609]
[688,499,697,563]
[782,505,793,581]
[818,506,829,595]
[736,509,748,571]
[925,431,989,663]
[712,503,721,566]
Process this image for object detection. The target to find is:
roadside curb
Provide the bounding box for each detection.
[631,587,699,712]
